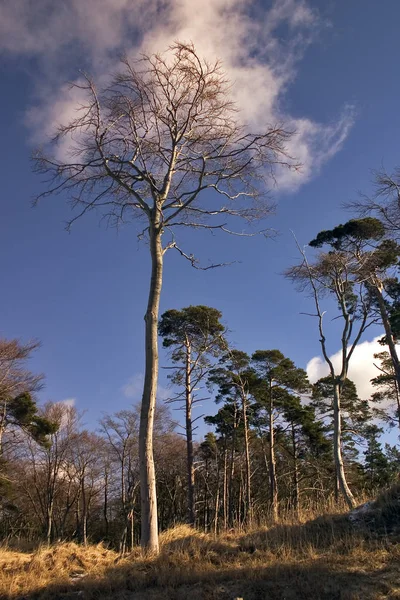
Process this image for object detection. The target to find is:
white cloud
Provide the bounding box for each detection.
[121,373,144,400]
[57,398,76,408]
[122,373,170,402]
[1,0,354,191]
[306,336,396,400]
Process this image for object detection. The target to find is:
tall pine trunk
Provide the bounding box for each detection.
[333,382,356,509]
[185,341,196,526]
[241,393,252,525]
[214,450,220,535]
[228,403,237,526]
[269,382,278,522]
[222,445,228,530]
[374,285,400,402]
[291,422,300,518]
[139,219,163,553]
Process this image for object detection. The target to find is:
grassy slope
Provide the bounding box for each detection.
[1,489,400,599]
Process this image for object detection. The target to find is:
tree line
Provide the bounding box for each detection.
[1,258,400,548]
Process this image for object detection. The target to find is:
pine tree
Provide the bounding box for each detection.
[363,425,391,492]
[251,350,310,520]
[159,305,225,526]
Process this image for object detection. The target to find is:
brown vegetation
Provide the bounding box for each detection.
[1,491,400,600]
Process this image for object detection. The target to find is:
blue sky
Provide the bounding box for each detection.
[1,0,400,442]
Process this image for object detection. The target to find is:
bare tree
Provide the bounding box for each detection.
[99,410,139,553]
[20,402,79,544]
[69,430,104,546]
[348,168,400,239]
[33,42,296,552]
[286,247,376,509]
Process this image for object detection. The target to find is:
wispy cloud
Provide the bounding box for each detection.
[57,397,76,408]
[122,373,170,402]
[1,0,354,191]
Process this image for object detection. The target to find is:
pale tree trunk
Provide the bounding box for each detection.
[291,422,300,518]
[374,285,400,404]
[222,445,228,531]
[0,402,6,458]
[46,502,53,545]
[228,404,237,526]
[103,470,109,538]
[238,470,243,527]
[81,474,88,545]
[130,509,135,552]
[269,382,278,522]
[214,452,220,535]
[185,340,196,526]
[394,381,400,431]
[203,458,208,532]
[45,459,55,545]
[241,393,252,526]
[139,220,163,553]
[333,382,356,509]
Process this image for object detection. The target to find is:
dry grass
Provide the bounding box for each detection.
[1,498,400,600]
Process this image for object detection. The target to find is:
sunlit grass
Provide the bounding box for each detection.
[1,489,399,599]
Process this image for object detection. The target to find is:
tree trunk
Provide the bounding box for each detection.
[103,471,109,538]
[130,509,134,552]
[241,393,252,526]
[238,470,243,527]
[394,380,400,431]
[214,452,220,535]
[185,340,196,526]
[203,458,208,532]
[222,445,228,531]
[46,502,53,545]
[0,404,6,459]
[228,403,237,526]
[333,382,356,509]
[81,474,87,545]
[374,285,400,404]
[291,422,300,518]
[269,382,278,522]
[139,220,163,554]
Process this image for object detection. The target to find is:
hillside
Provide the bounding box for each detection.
[1,487,400,600]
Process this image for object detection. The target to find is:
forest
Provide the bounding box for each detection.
[2,210,400,551]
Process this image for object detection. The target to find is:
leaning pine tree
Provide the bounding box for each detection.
[286,242,377,509]
[34,43,295,552]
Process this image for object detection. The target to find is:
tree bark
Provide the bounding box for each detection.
[333,382,356,509]
[228,404,237,527]
[139,219,163,553]
[222,445,228,531]
[46,502,53,545]
[269,381,278,522]
[203,458,208,532]
[185,340,196,526]
[214,451,220,535]
[130,508,135,552]
[81,474,88,545]
[291,422,300,518]
[241,392,252,526]
[103,470,109,539]
[374,285,400,401]
[0,402,6,459]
